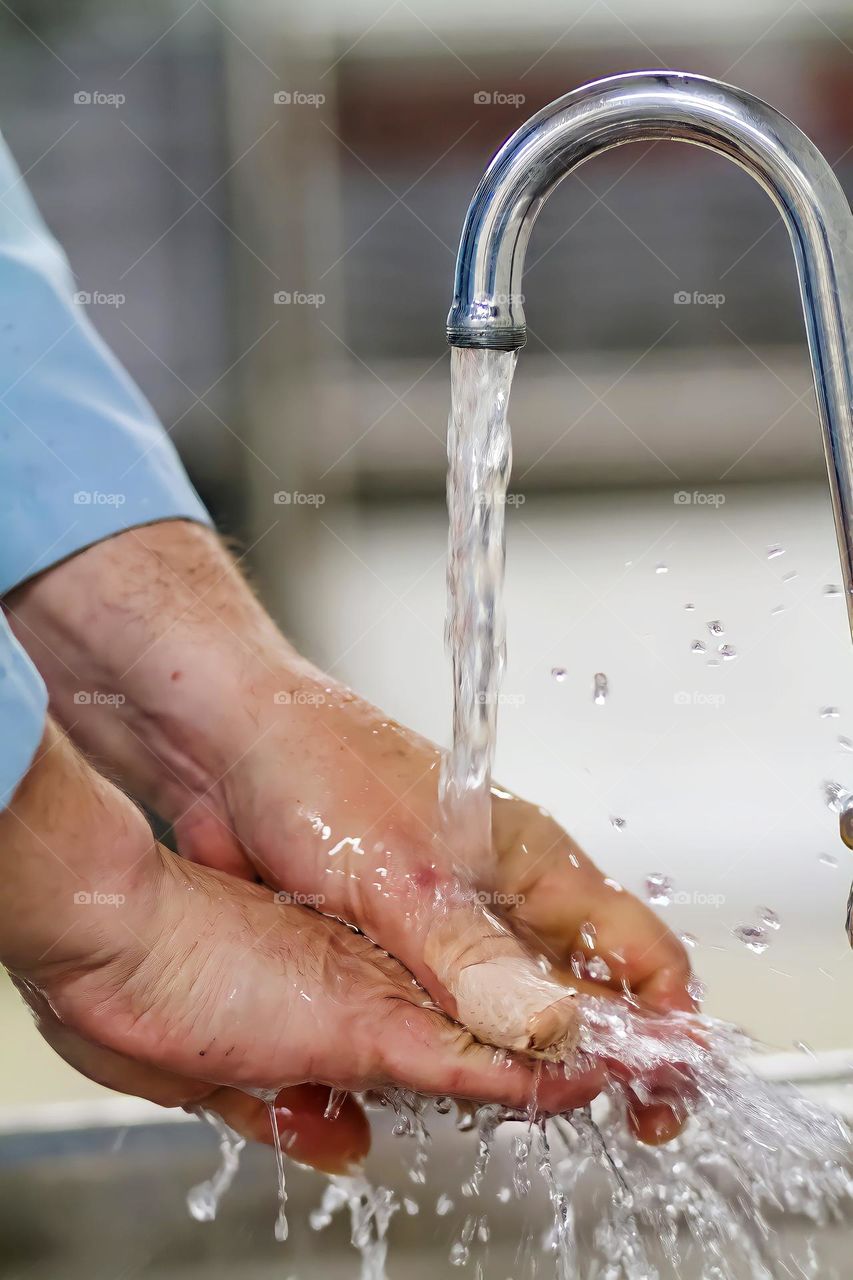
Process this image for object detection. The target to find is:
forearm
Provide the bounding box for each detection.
[5,521,311,823]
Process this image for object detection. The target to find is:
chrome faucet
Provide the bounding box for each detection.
[446,70,853,941]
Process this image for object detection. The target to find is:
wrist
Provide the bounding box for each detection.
[5,521,304,821]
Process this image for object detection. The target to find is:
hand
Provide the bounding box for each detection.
[1,722,604,1166]
[7,522,696,1139]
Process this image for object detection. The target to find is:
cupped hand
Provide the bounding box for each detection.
[3,725,604,1172]
[172,665,697,1140]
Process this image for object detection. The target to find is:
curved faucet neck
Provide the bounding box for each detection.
[446,69,853,637]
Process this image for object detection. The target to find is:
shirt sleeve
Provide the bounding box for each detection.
[0,610,47,810]
[0,132,212,595]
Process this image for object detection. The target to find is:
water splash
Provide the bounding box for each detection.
[186,1108,246,1222]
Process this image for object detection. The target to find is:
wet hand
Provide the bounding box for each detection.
[1,724,603,1167]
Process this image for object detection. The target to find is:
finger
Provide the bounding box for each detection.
[627,1097,688,1145]
[202,1084,371,1174]
[492,803,694,1015]
[377,1000,606,1116]
[422,903,581,1058]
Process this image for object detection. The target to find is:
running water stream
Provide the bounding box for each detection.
[440,348,517,877]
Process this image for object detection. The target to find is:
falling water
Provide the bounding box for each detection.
[440,347,517,875]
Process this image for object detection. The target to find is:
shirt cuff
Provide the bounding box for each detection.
[0,613,47,811]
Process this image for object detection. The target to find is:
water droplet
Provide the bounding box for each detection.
[687,976,706,1002]
[691,640,707,655]
[771,604,785,615]
[733,924,768,954]
[782,569,798,582]
[436,1194,455,1217]
[757,906,780,930]
[718,644,737,661]
[645,873,674,906]
[593,672,609,704]
[818,852,839,868]
[820,706,840,719]
[767,544,785,560]
[684,602,695,611]
[680,931,698,948]
[610,816,627,833]
[551,667,567,682]
[586,956,612,982]
[404,1198,419,1215]
[579,920,597,949]
[823,780,849,812]
[707,620,725,636]
[823,584,843,597]
[655,563,668,574]
[839,736,853,753]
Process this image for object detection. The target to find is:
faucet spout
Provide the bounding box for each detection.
[447,70,853,632]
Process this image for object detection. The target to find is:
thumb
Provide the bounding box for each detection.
[422,897,580,1058]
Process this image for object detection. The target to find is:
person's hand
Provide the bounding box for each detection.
[2,723,608,1169]
[6,522,697,1139]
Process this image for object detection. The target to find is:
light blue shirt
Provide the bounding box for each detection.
[0,133,211,809]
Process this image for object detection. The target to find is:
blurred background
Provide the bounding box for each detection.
[1,3,853,1268]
